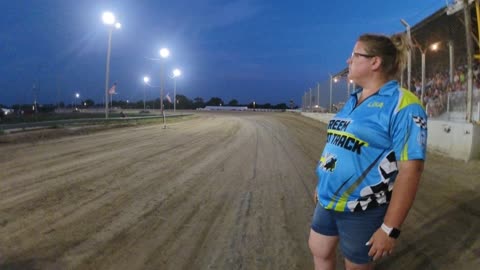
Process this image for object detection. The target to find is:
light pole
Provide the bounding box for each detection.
[417,41,439,104]
[159,48,170,112]
[102,12,121,119]
[75,93,80,110]
[159,48,170,128]
[329,75,338,113]
[143,76,150,111]
[172,68,181,113]
[401,19,412,91]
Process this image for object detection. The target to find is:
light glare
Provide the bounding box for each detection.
[430,42,440,51]
[102,12,115,25]
[115,22,122,29]
[160,48,170,58]
[173,68,181,77]
[143,76,150,83]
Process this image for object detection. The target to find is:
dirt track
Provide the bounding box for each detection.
[0,112,479,270]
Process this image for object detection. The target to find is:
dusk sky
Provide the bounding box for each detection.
[0,0,446,107]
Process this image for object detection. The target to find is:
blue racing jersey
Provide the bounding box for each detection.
[316,80,427,212]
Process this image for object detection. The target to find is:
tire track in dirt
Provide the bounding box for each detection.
[1,112,478,270]
[0,114,240,268]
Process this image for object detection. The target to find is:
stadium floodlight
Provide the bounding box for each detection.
[74,92,80,110]
[172,68,182,113]
[417,41,441,104]
[159,48,170,58]
[102,11,122,119]
[102,12,115,25]
[142,76,150,111]
[158,47,170,127]
[430,42,440,51]
[329,74,339,113]
[172,68,181,77]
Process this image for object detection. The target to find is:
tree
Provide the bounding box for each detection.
[176,94,193,109]
[84,99,95,107]
[273,103,288,110]
[206,97,224,106]
[193,97,205,109]
[227,99,239,106]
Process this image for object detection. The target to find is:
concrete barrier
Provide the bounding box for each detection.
[427,120,480,161]
[302,112,480,161]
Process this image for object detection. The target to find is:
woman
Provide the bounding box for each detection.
[309,33,428,270]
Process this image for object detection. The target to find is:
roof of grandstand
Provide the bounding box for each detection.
[333,3,479,79]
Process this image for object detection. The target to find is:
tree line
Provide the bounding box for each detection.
[4,95,295,113]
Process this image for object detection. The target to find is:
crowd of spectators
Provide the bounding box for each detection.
[407,63,480,117]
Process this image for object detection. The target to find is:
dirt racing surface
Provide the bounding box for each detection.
[0,112,479,270]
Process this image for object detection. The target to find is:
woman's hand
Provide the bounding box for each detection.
[366,228,396,261]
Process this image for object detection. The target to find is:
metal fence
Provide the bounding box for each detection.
[303,86,480,123]
[301,80,351,113]
[428,89,480,122]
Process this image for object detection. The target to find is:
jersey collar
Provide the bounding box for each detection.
[350,80,398,97]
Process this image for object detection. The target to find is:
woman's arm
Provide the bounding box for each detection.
[383,159,424,228]
[367,159,424,260]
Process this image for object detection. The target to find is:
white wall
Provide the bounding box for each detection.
[427,120,479,160]
[302,112,480,161]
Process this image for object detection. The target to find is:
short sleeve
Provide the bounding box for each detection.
[391,104,428,161]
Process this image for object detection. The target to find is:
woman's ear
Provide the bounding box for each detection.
[371,56,382,71]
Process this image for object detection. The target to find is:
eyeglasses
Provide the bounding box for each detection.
[351,52,375,58]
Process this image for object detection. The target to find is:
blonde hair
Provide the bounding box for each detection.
[358,33,410,79]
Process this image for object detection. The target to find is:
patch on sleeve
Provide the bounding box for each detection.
[412,115,427,130]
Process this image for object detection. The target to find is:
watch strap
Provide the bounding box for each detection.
[381,223,401,239]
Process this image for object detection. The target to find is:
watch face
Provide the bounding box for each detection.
[390,228,401,239]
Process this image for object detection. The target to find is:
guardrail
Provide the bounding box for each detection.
[0,114,191,131]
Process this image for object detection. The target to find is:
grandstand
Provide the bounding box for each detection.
[302,1,480,161]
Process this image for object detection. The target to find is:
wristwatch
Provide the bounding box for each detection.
[381,223,401,239]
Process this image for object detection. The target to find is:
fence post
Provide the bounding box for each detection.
[447,94,450,121]
[477,101,480,122]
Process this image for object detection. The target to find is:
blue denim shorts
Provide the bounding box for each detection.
[311,203,388,264]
